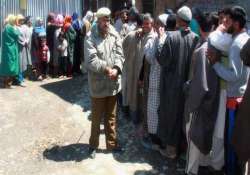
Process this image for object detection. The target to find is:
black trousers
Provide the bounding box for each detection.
[40,61,48,76]
[59,56,68,76]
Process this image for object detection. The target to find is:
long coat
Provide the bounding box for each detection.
[122,30,155,112]
[157,30,199,147]
[65,26,76,65]
[232,38,250,162]
[17,24,32,72]
[0,24,20,76]
[185,41,220,154]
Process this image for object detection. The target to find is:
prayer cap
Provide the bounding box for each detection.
[158,14,169,26]
[177,6,192,22]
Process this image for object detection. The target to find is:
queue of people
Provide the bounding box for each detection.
[84,5,250,175]
[1,4,250,175]
[0,11,94,88]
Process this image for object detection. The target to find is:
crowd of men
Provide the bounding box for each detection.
[1,3,250,175]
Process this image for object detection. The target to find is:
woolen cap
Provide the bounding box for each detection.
[177,6,192,22]
[96,7,111,18]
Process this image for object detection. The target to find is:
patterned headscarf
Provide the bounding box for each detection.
[63,15,72,32]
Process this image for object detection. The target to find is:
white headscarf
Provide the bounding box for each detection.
[83,11,94,23]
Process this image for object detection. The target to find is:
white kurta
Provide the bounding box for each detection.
[186,89,226,175]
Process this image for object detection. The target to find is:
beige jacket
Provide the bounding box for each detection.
[84,24,124,98]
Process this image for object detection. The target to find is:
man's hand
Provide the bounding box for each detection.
[207,48,221,65]
[105,67,118,80]
[109,68,118,80]
[136,28,143,38]
[217,24,227,32]
[105,67,112,76]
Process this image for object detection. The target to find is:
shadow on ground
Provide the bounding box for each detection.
[40,75,186,174]
[40,75,90,112]
[112,117,186,175]
[43,143,90,162]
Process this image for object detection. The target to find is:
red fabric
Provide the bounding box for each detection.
[226,97,243,110]
[63,15,72,32]
[64,16,72,25]
[38,45,49,62]
[63,23,71,32]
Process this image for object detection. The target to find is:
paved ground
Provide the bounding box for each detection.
[0,75,185,175]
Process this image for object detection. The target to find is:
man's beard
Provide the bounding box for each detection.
[227,26,234,34]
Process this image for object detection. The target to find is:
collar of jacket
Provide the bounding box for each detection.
[91,23,119,39]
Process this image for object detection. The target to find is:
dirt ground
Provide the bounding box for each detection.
[0,75,185,175]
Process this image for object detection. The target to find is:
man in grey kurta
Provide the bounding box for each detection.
[157,6,199,158]
[184,14,220,175]
[122,14,155,123]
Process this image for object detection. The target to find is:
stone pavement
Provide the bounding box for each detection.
[0,75,185,175]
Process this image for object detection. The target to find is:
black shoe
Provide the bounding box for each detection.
[111,146,125,154]
[88,147,96,159]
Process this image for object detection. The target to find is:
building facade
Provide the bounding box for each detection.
[133,0,250,18]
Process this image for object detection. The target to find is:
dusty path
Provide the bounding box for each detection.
[0,76,185,175]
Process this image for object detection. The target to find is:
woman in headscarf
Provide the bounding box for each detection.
[16,14,32,86]
[0,15,21,88]
[31,17,45,78]
[63,15,76,77]
[80,11,94,73]
[52,14,64,77]
[46,12,57,76]
[72,12,84,75]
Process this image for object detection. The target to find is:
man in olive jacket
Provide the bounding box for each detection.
[84,7,124,158]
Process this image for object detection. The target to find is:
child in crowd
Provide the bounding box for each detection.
[57,32,68,78]
[37,32,50,80]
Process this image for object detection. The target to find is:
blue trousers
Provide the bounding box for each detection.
[17,72,24,84]
[225,108,242,175]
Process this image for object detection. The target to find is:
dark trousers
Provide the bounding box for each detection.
[89,96,118,150]
[40,61,48,76]
[59,56,68,76]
